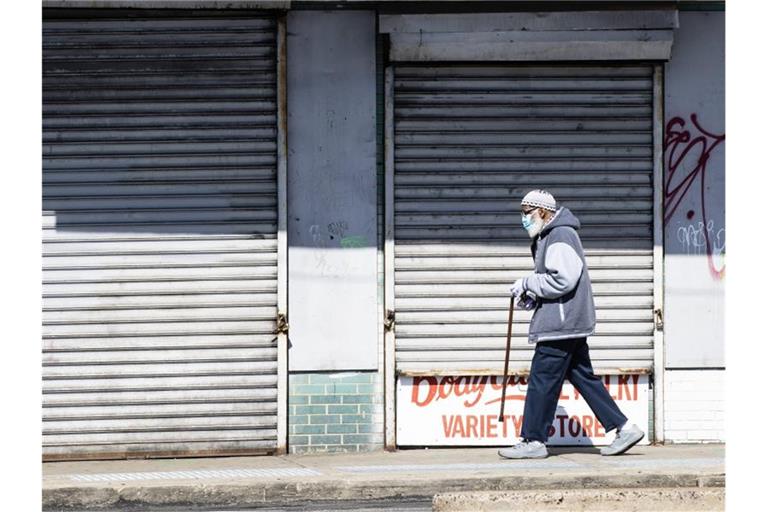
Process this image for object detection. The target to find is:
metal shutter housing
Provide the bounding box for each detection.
[42,10,280,459]
[392,64,656,376]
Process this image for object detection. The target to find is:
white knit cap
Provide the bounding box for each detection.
[521,189,557,211]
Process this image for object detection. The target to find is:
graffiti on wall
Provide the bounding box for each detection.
[676,221,725,265]
[663,114,726,280]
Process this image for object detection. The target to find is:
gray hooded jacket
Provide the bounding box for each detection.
[521,207,596,343]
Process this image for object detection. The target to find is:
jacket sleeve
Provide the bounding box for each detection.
[522,242,583,299]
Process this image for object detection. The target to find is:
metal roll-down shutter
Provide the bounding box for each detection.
[393,64,655,376]
[42,10,279,459]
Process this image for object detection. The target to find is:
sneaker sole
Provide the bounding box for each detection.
[601,431,645,456]
[498,451,549,460]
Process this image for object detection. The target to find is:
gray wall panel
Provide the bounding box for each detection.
[287,11,378,371]
[663,12,725,368]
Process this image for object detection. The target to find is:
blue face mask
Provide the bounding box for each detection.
[521,214,535,231]
[521,210,544,238]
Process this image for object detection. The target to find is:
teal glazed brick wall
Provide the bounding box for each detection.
[288,371,384,453]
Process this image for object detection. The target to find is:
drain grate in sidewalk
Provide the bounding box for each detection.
[336,461,580,473]
[68,467,322,483]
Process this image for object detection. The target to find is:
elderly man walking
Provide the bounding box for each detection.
[499,190,645,459]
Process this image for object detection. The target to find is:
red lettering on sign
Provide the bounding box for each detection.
[632,375,640,400]
[573,375,640,402]
[465,376,488,407]
[466,415,479,438]
[411,376,500,408]
[604,375,618,400]
[500,415,509,437]
[582,415,594,437]
[511,415,523,437]
[411,374,642,428]
[439,377,454,401]
[441,415,512,439]
[486,415,498,438]
[452,416,466,438]
[485,376,527,406]
[441,415,453,437]
[439,413,626,441]
[594,420,606,438]
[454,376,471,400]
[619,375,640,401]
[618,375,631,401]
[412,376,437,407]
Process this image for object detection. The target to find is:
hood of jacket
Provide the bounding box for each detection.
[539,207,580,237]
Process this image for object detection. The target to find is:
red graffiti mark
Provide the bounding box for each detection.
[663,114,725,279]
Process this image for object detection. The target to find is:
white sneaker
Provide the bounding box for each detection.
[498,439,548,459]
[600,424,645,456]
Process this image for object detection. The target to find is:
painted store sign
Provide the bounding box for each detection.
[396,375,649,446]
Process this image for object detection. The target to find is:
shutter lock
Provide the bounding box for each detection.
[276,312,289,336]
[384,309,395,332]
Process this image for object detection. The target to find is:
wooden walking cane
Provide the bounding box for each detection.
[498,295,515,422]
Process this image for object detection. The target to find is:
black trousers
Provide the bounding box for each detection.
[520,338,628,443]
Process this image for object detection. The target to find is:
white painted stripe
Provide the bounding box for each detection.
[67,467,322,483]
[336,461,579,473]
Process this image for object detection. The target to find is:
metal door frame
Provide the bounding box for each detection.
[652,64,666,444]
[276,14,289,455]
[384,62,668,448]
[384,65,397,450]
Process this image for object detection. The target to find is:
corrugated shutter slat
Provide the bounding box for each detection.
[393,64,655,375]
[42,11,278,459]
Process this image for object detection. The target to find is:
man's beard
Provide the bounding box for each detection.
[525,215,545,238]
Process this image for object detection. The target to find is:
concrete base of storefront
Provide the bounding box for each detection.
[43,444,724,510]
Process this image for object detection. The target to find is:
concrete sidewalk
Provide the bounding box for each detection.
[43,444,725,510]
